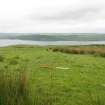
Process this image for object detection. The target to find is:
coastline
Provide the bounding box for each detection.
[1,39,105,47]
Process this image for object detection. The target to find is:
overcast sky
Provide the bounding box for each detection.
[0,0,105,33]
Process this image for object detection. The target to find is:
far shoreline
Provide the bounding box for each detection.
[1,39,105,47]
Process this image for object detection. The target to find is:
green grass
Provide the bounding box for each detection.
[0,45,105,105]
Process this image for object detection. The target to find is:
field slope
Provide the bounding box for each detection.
[0,45,105,105]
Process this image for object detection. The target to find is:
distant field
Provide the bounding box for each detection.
[0,45,105,105]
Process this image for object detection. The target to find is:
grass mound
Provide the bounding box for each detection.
[50,45,105,57]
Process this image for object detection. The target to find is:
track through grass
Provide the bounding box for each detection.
[0,45,105,105]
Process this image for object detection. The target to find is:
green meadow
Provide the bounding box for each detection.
[0,45,105,105]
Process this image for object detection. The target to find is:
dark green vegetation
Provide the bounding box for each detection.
[0,45,105,105]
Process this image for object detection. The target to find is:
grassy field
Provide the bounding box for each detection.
[0,45,105,105]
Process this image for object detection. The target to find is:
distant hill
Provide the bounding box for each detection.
[0,33,105,41]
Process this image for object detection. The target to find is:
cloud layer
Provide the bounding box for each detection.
[0,0,105,33]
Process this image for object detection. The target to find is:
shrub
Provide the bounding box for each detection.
[79,50,86,54]
[52,48,59,52]
[0,55,4,62]
[63,49,71,54]
[69,48,81,54]
[99,52,105,57]
[9,59,18,65]
[13,56,20,59]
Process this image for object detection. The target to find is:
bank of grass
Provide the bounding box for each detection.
[0,45,105,105]
[50,45,105,57]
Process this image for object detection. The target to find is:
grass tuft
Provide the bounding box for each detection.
[0,55,4,62]
[0,67,30,105]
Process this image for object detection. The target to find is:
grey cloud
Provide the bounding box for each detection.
[1,0,105,33]
[29,6,103,23]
